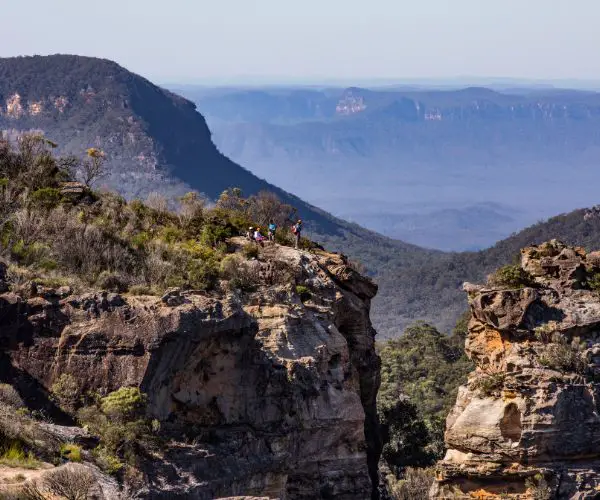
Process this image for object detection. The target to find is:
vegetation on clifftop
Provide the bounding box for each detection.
[0,134,312,295]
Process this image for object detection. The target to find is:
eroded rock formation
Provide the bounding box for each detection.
[0,241,381,499]
[432,240,600,499]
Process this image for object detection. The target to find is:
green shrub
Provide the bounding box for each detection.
[28,188,62,210]
[51,374,79,408]
[94,446,124,474]
[160,225,185,244]
[100,387,146,421]
[488,264,535,289]
[0,442,40,469]
[186,258,219,291]
[78,388,156,474]
[130,232,150,249]
[60,443,82,463]
[295,285,312,302]
[243,243,259,259]
[525,473,552,500]
[588,272,600,292]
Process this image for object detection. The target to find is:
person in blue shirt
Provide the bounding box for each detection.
[268,220,277,242]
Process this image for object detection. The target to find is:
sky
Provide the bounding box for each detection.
[1,0,599,84]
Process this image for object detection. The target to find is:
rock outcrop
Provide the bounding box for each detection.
[432,240,600,498]
[0,241,381,499]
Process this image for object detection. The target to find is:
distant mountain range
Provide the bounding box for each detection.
[173,84,600,250]
[6,55,600,338]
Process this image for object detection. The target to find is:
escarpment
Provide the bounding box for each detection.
[432,240,600,499]
[0,240,381,499]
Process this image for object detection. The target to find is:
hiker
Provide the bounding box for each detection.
[246,226,255,240]
[254,227,266,245]
[292,219,302,249]
[268,220,277,242]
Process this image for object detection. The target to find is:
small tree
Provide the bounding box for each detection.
[246,191,296,228]
[78,148,106,188]
[145,192,169,213]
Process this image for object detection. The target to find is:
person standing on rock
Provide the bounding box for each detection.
[292,219,302,249]
[268,220,277,242]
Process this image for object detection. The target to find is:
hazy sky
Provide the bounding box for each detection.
[1,0,598,83]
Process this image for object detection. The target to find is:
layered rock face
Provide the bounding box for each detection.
[0,242,381,499]
[432,240,600,499]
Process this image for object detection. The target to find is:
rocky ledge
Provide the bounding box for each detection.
[0,240,381,499]
[432,240,600,499]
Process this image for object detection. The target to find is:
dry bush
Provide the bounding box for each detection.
[246,191,296,229]
[385,467,435,500]
[178,192,205,225]
[10,209,47,248]
[0,383,25,409]
[220,255,261,291]
[8,481,47,500]
[43,464,96,500]
[145,192,169,213]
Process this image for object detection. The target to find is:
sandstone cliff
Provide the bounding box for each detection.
[432,240,600,499]
[0,239,381,499]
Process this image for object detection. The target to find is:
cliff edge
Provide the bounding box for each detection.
[0,239,381,499]
[432,240,600,498]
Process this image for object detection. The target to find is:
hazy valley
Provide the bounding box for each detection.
[174,85,600,251]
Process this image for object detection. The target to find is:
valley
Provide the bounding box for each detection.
[175,85,600,251]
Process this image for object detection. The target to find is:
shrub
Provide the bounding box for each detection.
[588,272,600,292]
[274,229,294,247]
[160,225,185,244]
[43,464,96,500]
[220,255,259,292]
[130,231,150,249]
[60,443,82,463]
[539,335,586,373]
[0,384,25,409]
[93,446,124,474]
[488,264,535,289]
[295,285,312,302]
[242,243,259,259]
[10,482,47,500]
[385,467,435,500]
[28,188,62,210]
[0,442,40,469]
[96,271,129,293]
[534,321,559,343]
[471,371,506,397]
[186,258,220,291]
[78,388,156,474]
[51,374,79,408]
[100,387,146,421]
[128,284,153,296]
[525,473,552,500]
